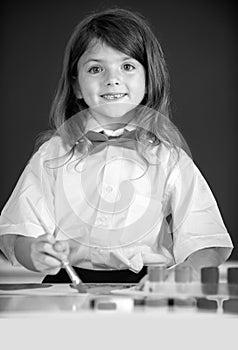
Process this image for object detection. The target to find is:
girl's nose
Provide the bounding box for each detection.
[104,70,121,86]
[107,80,120,86]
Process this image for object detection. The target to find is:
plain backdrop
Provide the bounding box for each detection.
[0,0,237,259]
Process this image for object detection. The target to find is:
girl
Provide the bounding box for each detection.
[0,8,233,283]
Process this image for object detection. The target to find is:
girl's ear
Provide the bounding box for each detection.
[73,80,83,99]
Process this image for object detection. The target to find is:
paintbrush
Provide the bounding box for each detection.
[26,198,87,293]
[61,260,87,293]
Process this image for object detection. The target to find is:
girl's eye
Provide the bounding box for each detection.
[88,66,103,74]
[123,64,135,71]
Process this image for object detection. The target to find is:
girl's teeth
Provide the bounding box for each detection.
[102,94,125,100]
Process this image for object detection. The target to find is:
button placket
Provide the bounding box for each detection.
[98,147,123,207]
[91,147,130,246]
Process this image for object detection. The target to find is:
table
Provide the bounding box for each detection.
[1,259,238,349]
[0,282,237,350]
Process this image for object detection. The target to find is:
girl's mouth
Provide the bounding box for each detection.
[101,93,127,100]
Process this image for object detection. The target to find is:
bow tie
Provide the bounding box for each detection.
[85,129,137,154]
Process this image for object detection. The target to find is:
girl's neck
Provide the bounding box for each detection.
[102,122,127,131]
[90,112,135,131]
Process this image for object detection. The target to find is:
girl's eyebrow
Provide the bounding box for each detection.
[83,55,134,65]
[83,58,102,65]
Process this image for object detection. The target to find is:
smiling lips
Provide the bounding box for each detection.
[101,93,127,100]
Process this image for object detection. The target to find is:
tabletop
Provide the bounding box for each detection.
[1,258,238,349]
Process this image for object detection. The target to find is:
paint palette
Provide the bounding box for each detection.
[109,266,238,315]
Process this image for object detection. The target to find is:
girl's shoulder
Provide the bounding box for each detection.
[27,135,73,172]
[33,135,70,160]
[151,142,193,168]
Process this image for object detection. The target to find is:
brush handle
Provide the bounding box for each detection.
[61,260,81,285]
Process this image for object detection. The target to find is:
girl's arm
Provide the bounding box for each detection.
[138,247,223,287]
[14,235,37,271]
[169,152,233,273]
[176,247,223,280]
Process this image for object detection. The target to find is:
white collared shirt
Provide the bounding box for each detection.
[0,118,233,272]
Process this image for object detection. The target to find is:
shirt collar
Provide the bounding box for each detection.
[85,116,136,136]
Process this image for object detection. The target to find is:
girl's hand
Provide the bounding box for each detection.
[30,233,70,274]
[137,274,148,290]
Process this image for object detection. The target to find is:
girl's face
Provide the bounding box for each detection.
[75,40,146,125]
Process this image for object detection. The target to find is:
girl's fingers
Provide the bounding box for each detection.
[31,236,68,272]
[37,233,56,245]
[40,254,62,268]
[33,237,68,261]
[32,248,61,265]
[34,259,62,275]
[36,241,61,257]
[31,234,71,273]
[32,250,62,272]
[54,241,70,255]
[137,274,148,290]
[36,235,69,258]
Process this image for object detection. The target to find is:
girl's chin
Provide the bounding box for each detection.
[89,103,137,121]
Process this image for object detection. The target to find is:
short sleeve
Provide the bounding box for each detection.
[168,150,233,264]
[0,139,59,264]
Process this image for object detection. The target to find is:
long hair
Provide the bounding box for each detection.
[35,7,190,162]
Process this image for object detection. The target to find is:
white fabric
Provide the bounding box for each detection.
[103,128,125,137]
[0,118,233,272]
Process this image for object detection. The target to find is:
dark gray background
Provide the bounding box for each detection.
[1,0,237,259]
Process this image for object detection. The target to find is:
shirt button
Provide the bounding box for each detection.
[96,216,108,227]
[104,185,113,193]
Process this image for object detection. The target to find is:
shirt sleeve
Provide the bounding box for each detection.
[167,150,233,265]
[0,139,58,265]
